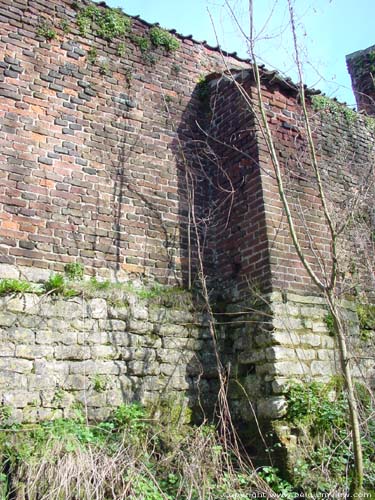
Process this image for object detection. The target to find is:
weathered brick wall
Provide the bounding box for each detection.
[259,82,375,294]
[201,74,271,295]
[0,0,247,284]
[347,44,375,116]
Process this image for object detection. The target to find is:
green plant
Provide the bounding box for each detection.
[44,273,65,294]
[357,303,375,341]
[124,68,133,87]
[171,63,181,75]
[87,47,97,64]
[64,262,84,281]
[0,278,33,295]
[311,94,359,125]
[44,273,78,297]
[196,74,210,101]
[91,375,109,393]
[324,312,336,336]
[149,27,180,52]
[88,276,111,291]
[258,466,295,499]
[36,20,57,41]
[99,62,110,75]
[59,19,70,34]
[76,5,131,40]
[111,403,149,436]
[283,380,375,494]
[142,52,157,66]
[117,41,126,57]
[132,34,151,53]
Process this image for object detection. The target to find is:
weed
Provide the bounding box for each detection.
[0,403,269,499]
[64,262,84,281]
[311,95,360,126]
[44,273,65,294]
[357,303,375,341]
[88,276,111,291]
[36,20,57,41]
[131,35,151,53]
[149,27,180,52]
[91,375,109,393]
[324,312,336,336]
[124,68,133,87]
[44,273,78,297]
[87,47,97,64]
[171,63,181,75]
[117,41,126,57]
[283,380,375,495]
[59,19,70,34]
[142,52,157,66]
[196,74,210,101]
[258,466,295,499]
[76,5,131,40]
[0,278,33,295]
[99,62,110,76]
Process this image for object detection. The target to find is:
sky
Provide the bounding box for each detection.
[104,0,374,107]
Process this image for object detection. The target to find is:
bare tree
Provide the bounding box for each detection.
[197,0,375,496]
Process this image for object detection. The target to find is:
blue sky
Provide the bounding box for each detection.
[104,0,374,107]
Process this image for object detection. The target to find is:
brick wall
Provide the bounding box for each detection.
[347,44,375,116]
[202,71,374,296]
[0,0,247,284]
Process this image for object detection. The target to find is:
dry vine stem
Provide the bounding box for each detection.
[212,0,370,496]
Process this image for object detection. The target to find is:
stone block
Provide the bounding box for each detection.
[271,331,300,346]
[28,374,56,390]
[34,360,69,379]
[257,396,287,418]
[301,333,322,347]
[6,326,35,343]
[0,263,19,279]
[128,296,148,320]
[19,266,50,282]
[71,318,97,331]
[6,294,40,313]
[265,346,297,362]
[127,319,153,334]
[91,345,120,359]
[0,358,33,373]
[3,391,40,408]
[310,361,337,377]
[63,374,88,390]
[108,331,131,346]
[89,298,108,319]
[55,345,91,360]
[273,361,308,376]
[0,372,27,389]
[16,345,54,359]
[77,330,108,345]
[0,312,17,327]
[99,319,127,331]
[0,343,15,356]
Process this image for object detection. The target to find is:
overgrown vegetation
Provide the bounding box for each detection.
[311,94,375,131]
[280,380,375,497]
[149,27,180,52]
[0,403,269,500]
[357,303,375,341]
[76,5,131,40]
[36,19,57,41]
[0,273,190,308]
